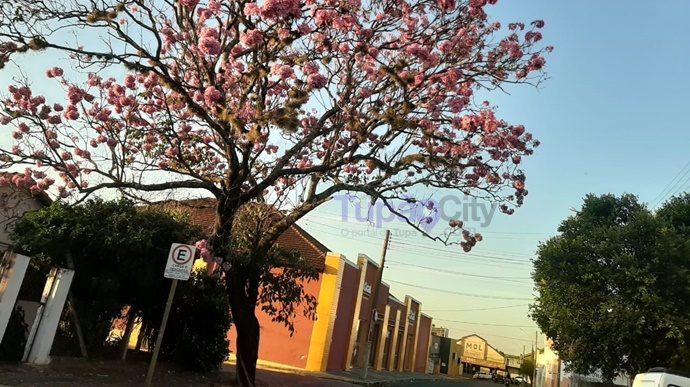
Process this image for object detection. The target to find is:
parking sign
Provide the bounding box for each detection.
[163,243,196,280]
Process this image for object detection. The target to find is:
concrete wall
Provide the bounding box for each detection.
[414,314,432,373]
[0,185,44,246]
[226,270,323,369]
[326,260,358,370]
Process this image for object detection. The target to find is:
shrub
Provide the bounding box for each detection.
[158,269,232,372]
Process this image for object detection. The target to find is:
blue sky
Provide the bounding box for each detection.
[3,0,690,356]
[297,0,690,355]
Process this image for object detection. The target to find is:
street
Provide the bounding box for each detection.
[389,379,502,387]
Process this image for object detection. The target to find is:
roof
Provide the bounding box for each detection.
[149,198,329,271]
[0,172,53,207]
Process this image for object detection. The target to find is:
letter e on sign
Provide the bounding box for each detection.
[164,243,197,281]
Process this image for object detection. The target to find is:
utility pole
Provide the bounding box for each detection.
[361,230,390,380]
[533,331,538,387]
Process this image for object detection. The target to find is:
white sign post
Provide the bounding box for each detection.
[145,243,196,387]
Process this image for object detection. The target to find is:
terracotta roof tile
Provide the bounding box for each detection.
[148,198,328,271]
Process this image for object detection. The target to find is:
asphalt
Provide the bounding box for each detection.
[388,379,504,387]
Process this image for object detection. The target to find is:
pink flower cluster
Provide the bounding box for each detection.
[244,0,302,21]
[198,26,221,56]
[240,30,264,48]
[271,63,295,80]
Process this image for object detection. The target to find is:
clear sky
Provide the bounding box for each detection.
[296,0,690,355]
[3,0,690,356]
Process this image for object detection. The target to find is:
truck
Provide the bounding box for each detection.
[632,368,690,387]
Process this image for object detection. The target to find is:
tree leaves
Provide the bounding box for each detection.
[531,193,690,380]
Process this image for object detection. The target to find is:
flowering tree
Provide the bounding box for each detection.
[0,0,550,384]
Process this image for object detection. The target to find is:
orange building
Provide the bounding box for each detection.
[163,199,434,373]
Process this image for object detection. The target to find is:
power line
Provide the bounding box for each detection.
[425,304,530,312]
[302,212,554,239]
[387,243,532,267]
[651,160,690,208]
[386,279,534,301]
[390,240,532,264]
[298,218,534,269]
[432,318,536,328]
[386,260,531,281]
[439,325,536,344]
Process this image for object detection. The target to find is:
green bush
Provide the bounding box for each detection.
[0,305,29,361]
[158,269,232,372]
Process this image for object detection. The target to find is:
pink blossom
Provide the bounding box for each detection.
[240,30,263,48]
[528,55,545,71]
[200,26,219,39]
[208,0,221,13]
[180,0,200,7]
[437,0,455,11]
[158,160,169,169]
[307,73,328,89]
[198,37,221,56]
[204,86,223,106]
[314,9,337,26]
[18,122,30,133]
[405,43,430,61]
[302,62,319,75]
[46,67,64,78]
[271,63,294,79]
[244,3,260,16]
[258,0,302,20]
[222,262,232,271]
[63,105,80,120]
[531,20,545,28]
[195,239,208,250]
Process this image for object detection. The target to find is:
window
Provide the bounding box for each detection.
[453,353,457,360]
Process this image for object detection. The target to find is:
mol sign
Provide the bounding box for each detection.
[164,243,196,281]
[464,337,486,359]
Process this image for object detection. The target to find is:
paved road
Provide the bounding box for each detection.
[389,379,504,387]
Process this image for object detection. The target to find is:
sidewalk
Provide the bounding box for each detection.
[0,358,355,387]
[0,357,461,387]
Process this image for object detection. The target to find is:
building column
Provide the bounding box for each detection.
[306,254,345,372]
[387,309,401,371]
[423,317,433,374]
[374,305,390,370]
[344,256,367,370]
[397,300,412,372]
[409,304,422,372]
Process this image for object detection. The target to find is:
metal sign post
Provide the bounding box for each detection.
[145,243,196,387]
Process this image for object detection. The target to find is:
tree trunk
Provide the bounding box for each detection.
[226,271,260,387]
[120,308,136,361]
[66,294,89,358]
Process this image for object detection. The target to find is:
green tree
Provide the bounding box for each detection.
[520,358,534,382]
[531,193,690,380]
[10,198,204,354]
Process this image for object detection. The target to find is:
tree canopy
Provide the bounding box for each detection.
[0,0,552,384]
[11,198,204,352]
[531,193,690,380]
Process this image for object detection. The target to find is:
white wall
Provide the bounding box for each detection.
[0,186,44,246]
